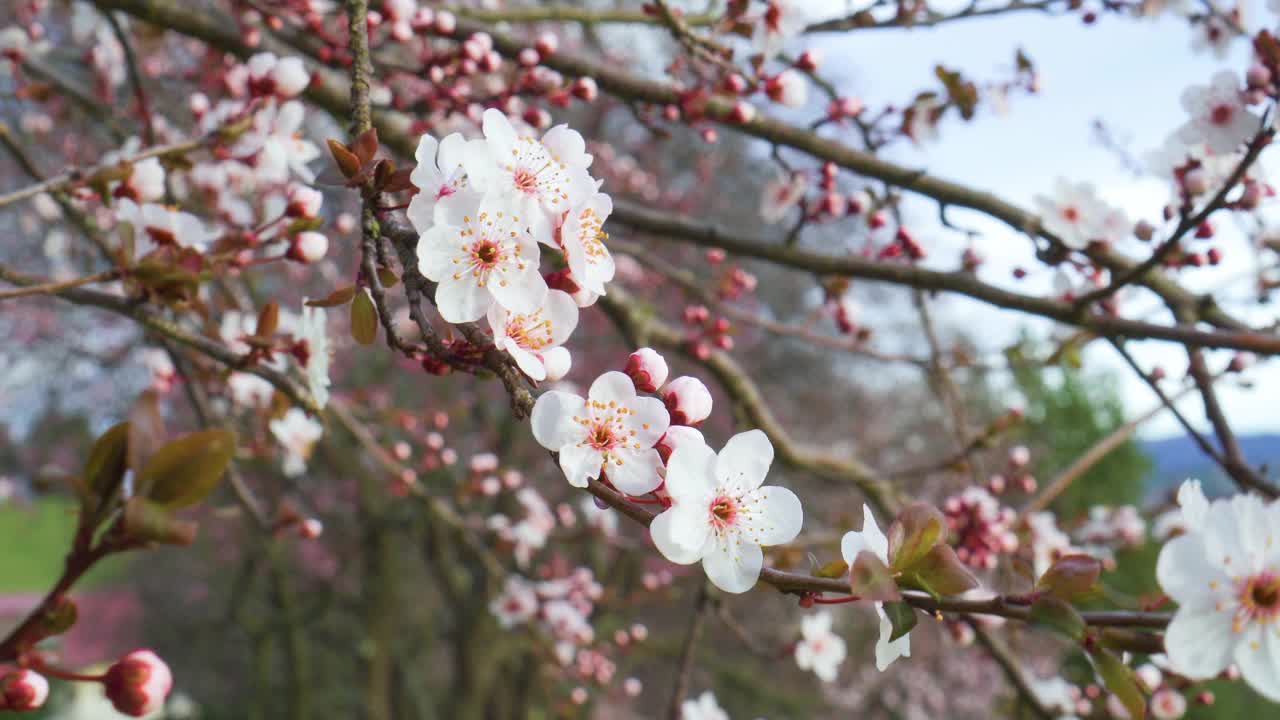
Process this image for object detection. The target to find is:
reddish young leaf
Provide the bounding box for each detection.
[307,285,358,308]
[352,127,380,165]
[327,138,362,179]
[848,551,901,602]
[256,301,279,337]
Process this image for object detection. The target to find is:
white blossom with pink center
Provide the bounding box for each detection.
[463,108,595,244]
[681,690,729,720]
[489,576,539,628]
[269,407,323,477]
[1033,178,1126,250]
[416,194,547,323]
[487,288,578,381]
[794,610,847,682]
[559,192,616,298]
[650,430,803,593]
[753,1,811,60]
[1176,71,1259,155]
[406,132,481,234]
[841,504,911,671]
[116,199,214,254]
[1156,479,1280,701]
[232,100,320,184]
[760,172,807,224]
[531,371,670,494]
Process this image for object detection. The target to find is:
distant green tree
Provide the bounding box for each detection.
[1008,337,1151,518]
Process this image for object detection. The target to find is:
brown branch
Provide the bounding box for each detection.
[0,269,121,300]
[666,582,711,720]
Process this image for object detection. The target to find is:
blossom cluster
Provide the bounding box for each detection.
[411,110,617,381]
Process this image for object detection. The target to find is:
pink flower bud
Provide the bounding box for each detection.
[625,347,669,392]
[104,650,173,717]
[571,77,598,101]
[286,186,323,218]
[288,231,328,263]
[518,47,540,67]
[728,101,756,124]
[299,517,323,539]
[1134,219,1156,241]
[1247,63,1272,89]
[433,10,456,34]
[663,376,712,426]
[765,70,807,108]
[535,32,559,56]
[795,49,821,71]
[1151,688,1187,719]
[827,96,864,120]
[1,670,49,712]
[271,57,310,98]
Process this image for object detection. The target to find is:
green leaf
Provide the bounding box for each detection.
[887,502,945,573]
[83,421,130,507]
[376,267,400,288]
[307,285,358,308]
[882,601,917,642]
[123,497,198,545]
[848,551,900,602]
[1028,596,1086,641]
[127,391,166,484]
[1037,554,1103,601]
[900,544,978,598]
[350,289,378,346]
[1091,647,1147,720]
[139,429,236,509]
[812,559,849,579]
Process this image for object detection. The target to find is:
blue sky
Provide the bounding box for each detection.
[796,3,1279,437]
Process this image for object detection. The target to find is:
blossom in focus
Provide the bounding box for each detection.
[406,132,480,234]
[559,192,615,298]
[270,407,323,477]
[650,430,803,593]
[625,347,669,393]
[663,376,713,426]
[487,288,578,381]
[841,504,910,671]
[794,610,847,682]
[681,690,729,720]
[1156,479,1280,701]
[416,193,547,323]
[103,649,173,717]
[463,108,594,242]
[531,371,670,494]
[1176,71,1259,155]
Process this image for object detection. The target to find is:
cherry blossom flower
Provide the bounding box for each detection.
[1027,510,1076,576]
[1034,179,1124,250]
[841,504,911,671]
[463,108,594,241]
[488,487,555,566]
[753,1,810,60]
[233,100,320,184]
[1156,480,1280,701]
[406,132,481,234]
[103,138,167,202]
[1028,675,1078,717]
[681,690,729,720]
[140,347,177,393]
[103,649,172,717]
[487,288,578,381]
[531,371,670,493]
[760,172,807,224]
[296,304,331,408]
[228,372,274,409]
[559,192,616,298]
[116,199,214,253]
[270,407,323,477]
[416,193,548,322]
[490,576,539,628]
[1150,687,1187,719]
[246,52,309,98]
[1176,71,1259,155]
[650,430,803,593]
[795,610,847,682]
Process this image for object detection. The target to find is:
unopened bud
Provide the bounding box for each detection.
[287,231,328,263]
[1,670,49,712]
[103,650,173,717]
[625,348,669,393]
[663,376,713,426]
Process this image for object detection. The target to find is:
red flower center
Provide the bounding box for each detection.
[709,494,738,529]
[1210,103,1233,126]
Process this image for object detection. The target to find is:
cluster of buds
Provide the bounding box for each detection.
[706,249,759,301]
[988,445,1036,495]
[681,303,735,357]
[943,487,1019,569]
